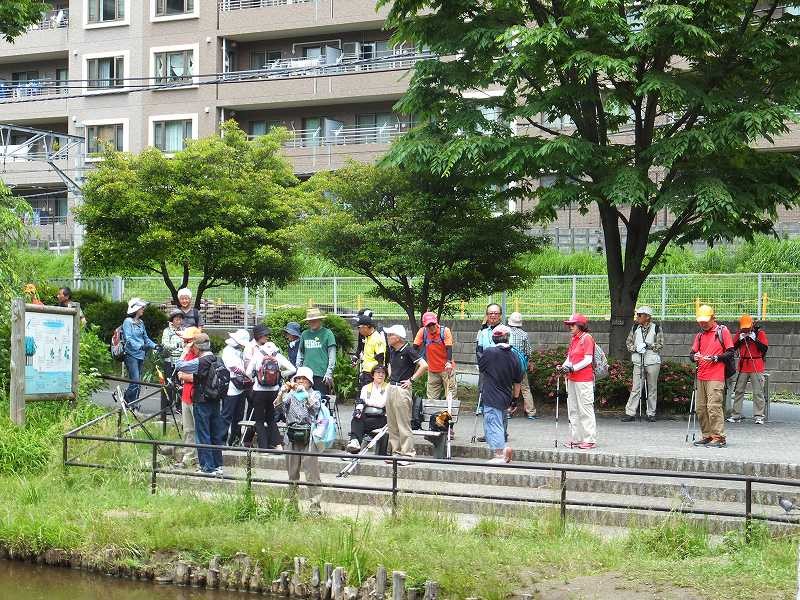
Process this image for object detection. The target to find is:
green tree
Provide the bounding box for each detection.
[309,161,542,333]
[383,0,800,355]
[76,121,310,306]
[0,1,48,42]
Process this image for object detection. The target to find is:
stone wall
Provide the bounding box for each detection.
[440,319,800,394]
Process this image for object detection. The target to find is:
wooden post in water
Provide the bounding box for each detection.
[375,565,387,598]
[332,566,345,600]
[423,581,439,600]
[391,571,406,600]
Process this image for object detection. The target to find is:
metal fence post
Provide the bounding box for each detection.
[246,449,253,494]
[243,285,249,328]
[757,273,763,317]
[392,458,398,517]
[764,373,770,422]
[660,275,667,320]
[333,276,338,315]
[745,479,752,543]
[560,470,567,523]
[571,277,577,315]
[151,443,158,494]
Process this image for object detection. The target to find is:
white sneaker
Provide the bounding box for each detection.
[213,467,224,477]
[346,439,361,453]
[488,457,506,464]
[754,416,765,425]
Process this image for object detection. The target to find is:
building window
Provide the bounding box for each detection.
[86,123,124,154]
[360,41,390,60]
[153,119,193,153]
[250,50,282,70]
[356,112,396,142]
[87,56,124,89]
[12,71,40,83]
[55,68,68,89]
[155,0,193,16]
[87,0,125,23]
[249,120,284,136]
[154,50,194,84]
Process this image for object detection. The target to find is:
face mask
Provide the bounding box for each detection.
[295,390,308,401]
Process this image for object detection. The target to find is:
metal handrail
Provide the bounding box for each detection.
[218,0,311,10]
[64,385,800,535]
[32,9,69,30]
[248,124,412,148]
[0,79,68,103]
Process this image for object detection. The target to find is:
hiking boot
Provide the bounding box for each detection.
[621,415,635,422]
[477,436,486,443]
[526,414,538,420]
[692,437,713,446]
[754,416,765,425]
[726,415,744,423]
[707,438,727,448]
[646,415,656,423]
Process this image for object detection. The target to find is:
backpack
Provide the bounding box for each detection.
[256,350,282,387]
[411,395,425,430]
[694,326,736,379]
[510,345,528,373]
[312,402,338,449]
[421,326,446,360]
[197,356,230,403]
[593,343,609,380]
[110,324,126,361]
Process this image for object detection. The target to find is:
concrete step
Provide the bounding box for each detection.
[221,452,800,506]
[155,464,800,535]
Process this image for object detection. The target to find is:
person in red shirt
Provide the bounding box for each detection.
[556,313,597,450]
[175,326,201,467]
[413,312,456,402]
[728,314,769,424]
[690,305,734,448]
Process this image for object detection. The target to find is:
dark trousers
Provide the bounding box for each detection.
[312,376,330,396]
[221,392,247,446]
[244,390,281,449]
[349,413,388,454]
[193,401,226,472]
[123,355,144,404]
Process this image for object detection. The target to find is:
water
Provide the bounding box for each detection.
[0,560,256,600]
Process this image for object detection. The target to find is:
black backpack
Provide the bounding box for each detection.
[196,356,230,403]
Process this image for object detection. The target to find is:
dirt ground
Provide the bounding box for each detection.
[516,572,705,600]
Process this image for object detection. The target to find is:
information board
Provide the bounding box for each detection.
[24,311,74,396]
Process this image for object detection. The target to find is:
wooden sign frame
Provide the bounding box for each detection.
[9,299,81,426]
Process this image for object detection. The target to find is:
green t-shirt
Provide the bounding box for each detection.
[299,326,336,377]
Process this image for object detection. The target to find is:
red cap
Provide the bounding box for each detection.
[563,313,588,327]
[421,311,438,326]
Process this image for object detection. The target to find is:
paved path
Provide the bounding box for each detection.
[92,384,800,467]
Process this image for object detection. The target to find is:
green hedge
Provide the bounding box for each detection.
[529,347,695,413]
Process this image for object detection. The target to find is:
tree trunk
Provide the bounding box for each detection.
[607,274,641,359]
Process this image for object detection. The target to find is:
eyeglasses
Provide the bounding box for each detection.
[487,311,501,315]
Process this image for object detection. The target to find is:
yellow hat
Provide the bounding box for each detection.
[696,304,714,323]
[180,326,202,341]
[739,314,754,328]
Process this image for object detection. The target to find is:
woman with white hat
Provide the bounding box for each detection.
[245,340,296,449]
[221,329,252,446]
[122,297,158,404]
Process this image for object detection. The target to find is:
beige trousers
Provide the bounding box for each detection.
[180,403,196,465]
[519,373,536,416]
[426,370,458,402]
[285,437,322,507]
[732,372,766,418]
[625,363,660,417]
[697,379,726,440]
[566,380,596,444]
[386,384,415,457]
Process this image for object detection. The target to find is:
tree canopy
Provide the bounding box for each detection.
[76,122,311,306]
[382,0,800,355]
[308,160,543,332]
[0,1,48,42]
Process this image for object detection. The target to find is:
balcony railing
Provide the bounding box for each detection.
[223,51,434,83]
[32,9,69,30]
[249,123,412,148]
[0,79,67,103]
[218,0,310,11]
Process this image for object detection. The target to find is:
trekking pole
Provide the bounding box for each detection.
[337,425,389,478]
[685,372,698,443]
[470,392,483,444]
[554,373,560,448]
[639,352,646,421]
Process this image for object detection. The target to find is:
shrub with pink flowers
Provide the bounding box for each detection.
[528,347,696,414]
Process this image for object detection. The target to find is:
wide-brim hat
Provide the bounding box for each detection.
[293,366,314,384]
[180,326,202,341]
[127,297,148,315]
[304,307,325,321]
[168,308,184,320]
[283,322,302,337]
[226,328,250,348]
[253,324,271,339]
[357,314,376,326]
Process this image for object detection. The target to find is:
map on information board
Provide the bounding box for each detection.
[24,311,74,396]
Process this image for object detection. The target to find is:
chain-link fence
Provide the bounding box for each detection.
[52,273,800,327]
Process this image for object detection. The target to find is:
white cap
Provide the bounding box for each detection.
[177,287,192,299]
[508,311,523,327]
[226,329,250,348]
[126,297,148,315]
[384,324,407,339]
[293,366,314,384]
[635,306,653,316]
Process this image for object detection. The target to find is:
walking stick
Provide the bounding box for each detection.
[685,372,698,443]
[470,391,483,444]
[639,352,647,421]
[337,425,389,478]
[554,372,560,448]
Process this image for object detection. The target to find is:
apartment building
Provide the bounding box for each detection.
[1,1,799,251]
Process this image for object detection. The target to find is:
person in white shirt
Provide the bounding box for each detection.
[221,329,251,446]
[244,340,295,449]
[346,365,389,454]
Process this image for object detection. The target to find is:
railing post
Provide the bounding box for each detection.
[745,479,752,543]
[62,435,68,470]
[560,470,567,523]
[764,373,771,422]
[243,285,249,328]
[571,277,577,315]
[392,458,398,517]
[246,449,253,494]
[660,275,667,321]
[151,443,158,494]
[333,276,338,315]
[757,273,763,318]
